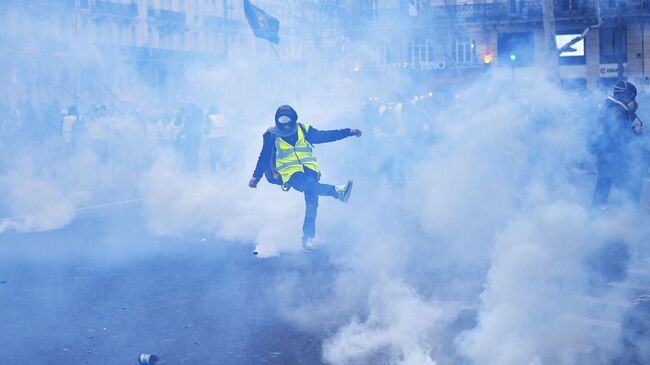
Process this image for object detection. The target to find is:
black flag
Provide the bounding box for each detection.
[243,0,280,44]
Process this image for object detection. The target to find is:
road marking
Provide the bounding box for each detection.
[584,296,632,308]
[608,281,650,292]
[559,315,620,331]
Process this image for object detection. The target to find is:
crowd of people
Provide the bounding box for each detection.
[0,93,445,180]
[0,81,648,211]
[0,100,230,174]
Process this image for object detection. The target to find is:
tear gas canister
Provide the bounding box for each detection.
[138,353,159,365]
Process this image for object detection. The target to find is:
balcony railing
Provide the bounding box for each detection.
[93,1,138,18]
[147,8,186,26]
[425,0,650,21]
[203,16,243,31]
[0,0,75,12]
[597,0,650,15]
[34,0,76,10]
[347,0,649,27]
[424,2,540,22]
[554,0,598,18]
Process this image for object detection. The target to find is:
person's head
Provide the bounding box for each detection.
[274,105,298,135]
[67,105,78,116]
[613,81,637,105]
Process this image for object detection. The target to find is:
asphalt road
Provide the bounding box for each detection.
[2,203,649,365]
[0,205,333,365]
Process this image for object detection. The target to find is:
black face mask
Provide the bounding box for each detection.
[278,117,291,129]
[628,100,638,113]
[276,115,296,132]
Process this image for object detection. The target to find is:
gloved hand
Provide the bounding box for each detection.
[350,128,362,137]
[248,177,259,188]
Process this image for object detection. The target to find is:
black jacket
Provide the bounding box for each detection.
[252,123,352,180]
[588,97,638,177]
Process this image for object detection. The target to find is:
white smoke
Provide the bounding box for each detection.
[2,3,650,365]
[323,280,457,365]
[271,71,648,364]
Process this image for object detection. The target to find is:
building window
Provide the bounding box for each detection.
[131,25,136,46]
[509,0,520,13]
[148,27,158,48]
[559,0,579,11]
[357,0,378,19]
[454,37,477,64]
[404,0,432,16]
[497,32,535,67]
[408,40,432,67]
[599,27,627,64]
[160,0,172,10]
[386,46,399,64]
[376,45,387,66]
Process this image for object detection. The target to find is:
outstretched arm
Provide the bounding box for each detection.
[305,126,362,144]
[250,132,274,187]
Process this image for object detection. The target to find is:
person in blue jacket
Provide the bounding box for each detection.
[249,105,362,249]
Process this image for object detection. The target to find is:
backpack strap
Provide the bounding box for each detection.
[264,128,290,191]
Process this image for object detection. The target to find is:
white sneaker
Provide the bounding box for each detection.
[302,237,316,250]
[335,180,353,203]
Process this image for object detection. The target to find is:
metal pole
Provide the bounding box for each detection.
[223,0,229,59]
[618,26,625,80]
[73,0,79,103]
[270,44,300,99]
[541,0,558,80]
[642,22,645,80]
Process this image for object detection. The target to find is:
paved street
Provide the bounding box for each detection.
[0,205,331,365]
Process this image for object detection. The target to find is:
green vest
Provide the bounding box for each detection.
[275,124,320,184]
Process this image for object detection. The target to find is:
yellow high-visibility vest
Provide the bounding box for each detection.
[275,124,320,184]
[62,115,78,144]
[207,114,227,138]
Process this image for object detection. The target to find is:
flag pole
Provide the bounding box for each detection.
[243,0,298,99]
[270,43,300,99]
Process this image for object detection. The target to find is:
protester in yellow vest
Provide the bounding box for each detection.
[203,105,228,172]
[249,105,362,250]
[62,105,79,145]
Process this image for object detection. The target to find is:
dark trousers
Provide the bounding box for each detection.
[592,173,643,207]
[288,169,337,240]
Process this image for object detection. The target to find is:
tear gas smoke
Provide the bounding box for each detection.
[1,2,649,365]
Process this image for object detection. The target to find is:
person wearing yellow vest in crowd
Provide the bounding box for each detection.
[62,105,79,145]
[62,105,82,156]
[249,105,362,250]
[203,105,229,172]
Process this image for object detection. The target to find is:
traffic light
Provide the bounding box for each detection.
[509,53,517,62]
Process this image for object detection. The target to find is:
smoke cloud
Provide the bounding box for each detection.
[2,2,650,365]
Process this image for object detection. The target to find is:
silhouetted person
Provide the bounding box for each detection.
[589,81,644,207]
[203,105,229,172]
